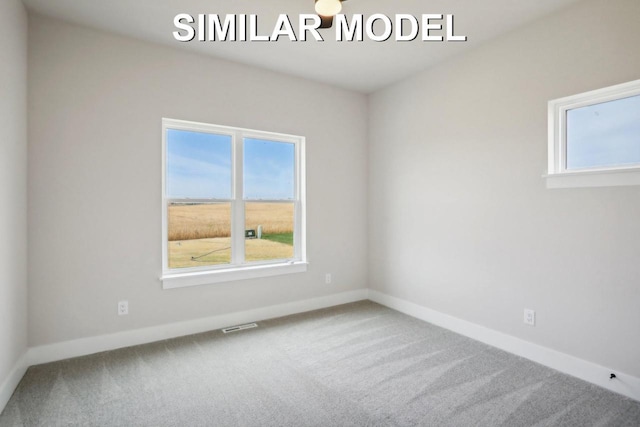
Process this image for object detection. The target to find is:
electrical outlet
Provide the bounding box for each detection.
[118,300,129,316]
[524,309,535,326]
[325,273,332,284]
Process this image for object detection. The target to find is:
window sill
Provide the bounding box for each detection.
[161,261,308,289]
[544,167,640,189]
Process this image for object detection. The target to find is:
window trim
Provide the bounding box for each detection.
[546,79,640,189]
[161,118,307,288]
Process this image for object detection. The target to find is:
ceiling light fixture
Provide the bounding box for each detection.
[314,0,346,29]
[315,0,342,16]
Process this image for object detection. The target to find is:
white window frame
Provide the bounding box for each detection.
[545,78,640,189]
[161,118,307,289]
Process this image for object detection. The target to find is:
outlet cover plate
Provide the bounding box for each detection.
[118,301,129,316]
[524,309,535,326]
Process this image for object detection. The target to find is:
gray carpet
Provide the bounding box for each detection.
[1,301,639,426]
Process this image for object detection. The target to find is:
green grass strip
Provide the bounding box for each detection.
[261,233,293,246]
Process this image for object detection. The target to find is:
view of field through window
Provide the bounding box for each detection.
[167,202,294,268]
[165,124,299,270]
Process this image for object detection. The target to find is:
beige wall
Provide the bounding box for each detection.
[369,0,640,376]
[0,0,28,389]
[28,14,368,346]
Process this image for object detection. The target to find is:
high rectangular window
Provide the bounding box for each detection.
[161,119,306,288]
[547,79,640,188]
[566,94,640,170]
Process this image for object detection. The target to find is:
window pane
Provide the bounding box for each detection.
[245,202,294,263]
[566,94,640,170]
[244,138,294,200]
[166,129,232,199]
[168,202,231,268]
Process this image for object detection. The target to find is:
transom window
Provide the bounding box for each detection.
[161,118,306,288]
[546,79,640,188]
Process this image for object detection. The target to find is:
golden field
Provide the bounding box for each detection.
[167,202,294,268]
[167,202,294,241]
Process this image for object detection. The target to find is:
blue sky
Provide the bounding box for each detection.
[166,130,294,200]
[567,94,640,170]
[244,138,294,200]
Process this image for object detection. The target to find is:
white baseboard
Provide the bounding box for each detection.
[13,287,639,412]
[27,289,369,366]
[368,290,640,402]
[0,354,28,415]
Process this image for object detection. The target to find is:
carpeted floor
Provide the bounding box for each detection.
[1,301,639,426]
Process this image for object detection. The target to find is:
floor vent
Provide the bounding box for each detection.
[222,323,258,334]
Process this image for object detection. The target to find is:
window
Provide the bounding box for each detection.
[546,79,640,188]
[161,119,306,288]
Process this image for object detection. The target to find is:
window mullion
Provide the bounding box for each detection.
[292,142,301,260]
[296,139,306,261]
[232,131,245,265]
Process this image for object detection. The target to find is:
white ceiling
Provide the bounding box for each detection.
[22,0,583,93]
